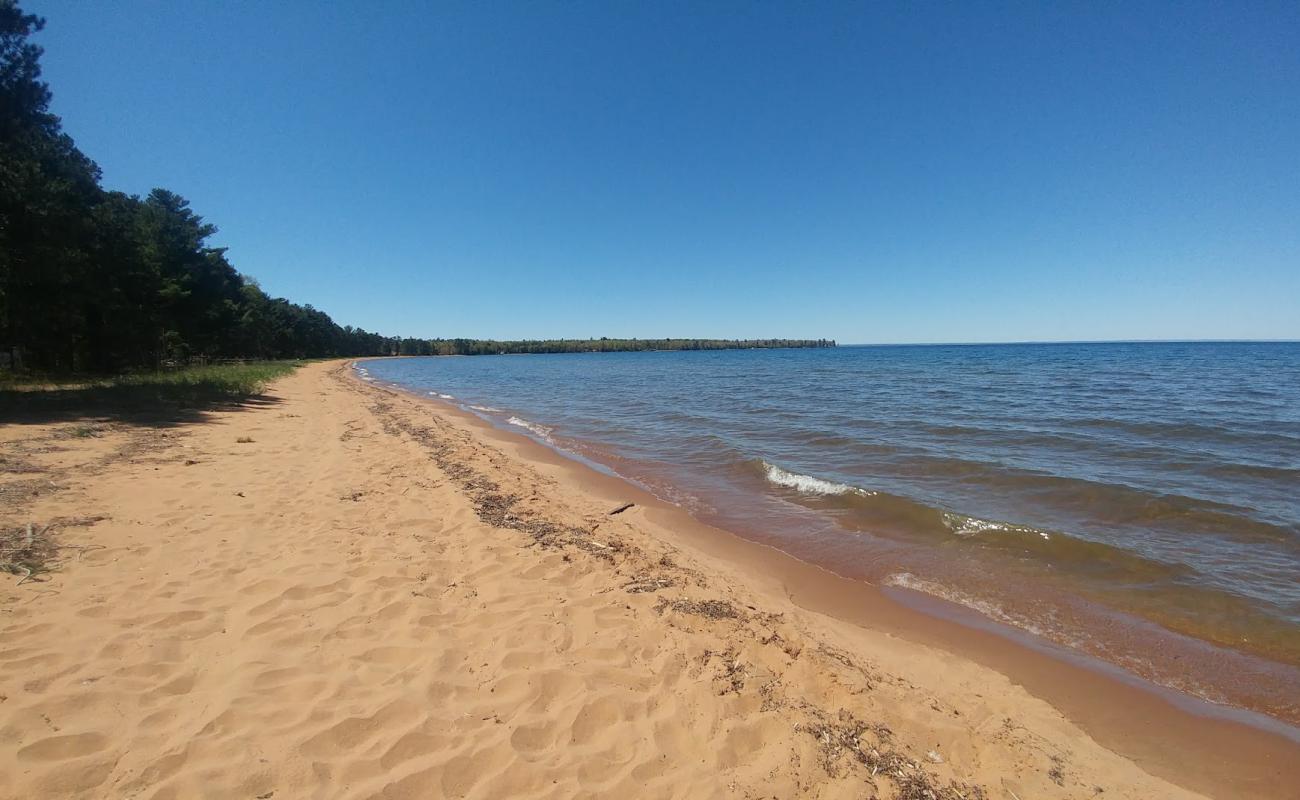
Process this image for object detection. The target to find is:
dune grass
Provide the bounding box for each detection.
[2,361,299,393]
[111,362,302,396]
[0,361,304,422]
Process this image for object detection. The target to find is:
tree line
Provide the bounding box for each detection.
[388,338,836,356]
[1,2,832,374]
[0,2,401,373]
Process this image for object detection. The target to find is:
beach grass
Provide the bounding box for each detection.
[111,362,302,397]
[0,361,303,421]
[1,361,299,394]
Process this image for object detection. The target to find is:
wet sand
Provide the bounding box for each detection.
[1,360,1295,799]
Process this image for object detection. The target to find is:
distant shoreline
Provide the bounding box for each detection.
[358,341,1300,730]
[374,337,836,357]
[361,338,1298,356]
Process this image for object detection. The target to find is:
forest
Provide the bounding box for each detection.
[1,2,831,375]
[0,2,400,373]
[390,338,835,356]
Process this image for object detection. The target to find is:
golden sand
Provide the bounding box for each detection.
[1,361,1295,798]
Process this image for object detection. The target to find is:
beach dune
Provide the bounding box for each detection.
[0,361,1293,799]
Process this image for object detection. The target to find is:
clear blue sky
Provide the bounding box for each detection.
[28,1,1300,343]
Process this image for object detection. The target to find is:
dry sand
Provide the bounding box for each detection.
[2,360,1296,799]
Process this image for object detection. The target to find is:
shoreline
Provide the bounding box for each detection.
[362,356,1300,735]
[363,364,1300,789]
[2,360,1295,798]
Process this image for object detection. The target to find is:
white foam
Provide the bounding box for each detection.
[761,461,873,497]
[438,393,454,400]
[507,416,553,440]
[942,512,1050,540]
[885,572,1047,638]
[469,404,501,413]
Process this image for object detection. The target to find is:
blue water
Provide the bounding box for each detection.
[360,342,1300,718]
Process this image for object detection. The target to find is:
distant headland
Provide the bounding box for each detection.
[380,338,838,356]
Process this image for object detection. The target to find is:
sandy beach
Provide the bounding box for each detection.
[2,360,1296,799]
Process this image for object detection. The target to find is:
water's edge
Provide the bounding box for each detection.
[350,360,1300,795]
[356,348,1300,727]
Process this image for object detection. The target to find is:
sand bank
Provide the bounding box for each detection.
[1,361,1295,799]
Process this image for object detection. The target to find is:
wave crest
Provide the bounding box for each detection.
[761,461,875,497]
[942,512,1051,540]
[508,416,554,439]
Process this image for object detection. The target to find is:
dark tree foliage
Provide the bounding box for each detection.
[0,2,832,373]
[0,1,394,372]
[2,1,102,370]
[405,338,836,356]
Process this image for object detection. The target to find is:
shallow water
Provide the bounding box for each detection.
[360,342,1300,720]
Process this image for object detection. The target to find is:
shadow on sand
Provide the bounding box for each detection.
[0,382,284,429]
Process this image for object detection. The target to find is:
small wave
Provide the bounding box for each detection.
[468,405,502,413]
[942,512,1051,540]
[428,392,454,399]
[508,416,553,439]
[761,461,875,497]
[885,572,1051,639]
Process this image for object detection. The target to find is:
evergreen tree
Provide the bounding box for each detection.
[0,1,831,374]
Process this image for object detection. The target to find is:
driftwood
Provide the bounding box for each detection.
[607,502,634,516]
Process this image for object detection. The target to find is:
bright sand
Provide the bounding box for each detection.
[1,361,1296,799]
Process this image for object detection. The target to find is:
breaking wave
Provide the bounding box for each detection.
[760,461,875,497]
[508,416,553,440]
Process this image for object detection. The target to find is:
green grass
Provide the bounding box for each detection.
[3,361,300,394]
[112,362,301,396]
[0,361,304,423]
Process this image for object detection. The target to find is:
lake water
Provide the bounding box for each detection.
[359,342,1300,722]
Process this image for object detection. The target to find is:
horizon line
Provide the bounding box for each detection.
[838,338,1300,347]
[377,337,1298,347]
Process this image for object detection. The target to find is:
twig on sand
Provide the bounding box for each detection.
[2,517,105,585]
[65,544,106,561]
[3,524,45,585]
[608,502,635,516]
[624,576,674,594]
